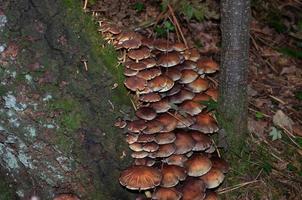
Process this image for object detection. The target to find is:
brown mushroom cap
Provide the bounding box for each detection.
[165,68,182,81]
[174,131,195,154]
[128,47,151,61]
[126,133,139,144]
[196,58,219,74]
[190,113,219,134]
[125,61,147,71]
[122,38,142,49]
[184,48,200,62]
[141,37,154,49]
[134,158,156,166]
[191,131,212,151]
[136,107,157,121]
[119,165,162,190]
[156,113,178,132]
[166,84,182,96]
[148,75,171,92]
[199,168,225,189]
[53,194,80,200]
[184,154,212,177]
[181,178,206,200]
[142,58,157,68]
[204,191,218,200]
[150,98,171,113]
[129,143,144,152]
[143,142,160,153]
[205,88,218,102]
[131,151,149,159]
[173,42,187,52]
[143,120,164,134]
[153,39,173,52]
[139,93,161,103]
[159,76,174,93]
[179,69,199,84]
[124,76,146,92]
[149,143,176,158]
[124,67,138,76]
[210,157,229,173]
[158,52,182,68]
[169,89,195,104]
[118,31,140,43]
[114,118,127,129]
[161,164,187,187]
[174,113,195,128]
[137,68,162,80]
[192,93,211,102]
[178,60,197,70]
[185,77,209,93]
[127,119,147,133]
[179,100,204,116]
[152,187,182,200]
[155,132,176,144]
[137,134,156,143]
[163,154,188,167]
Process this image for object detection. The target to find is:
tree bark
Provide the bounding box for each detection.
[218,0,250,153]
[0,0,134,199]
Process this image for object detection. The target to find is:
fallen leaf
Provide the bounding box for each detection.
[273,110,294,131]
[269,126,282,141]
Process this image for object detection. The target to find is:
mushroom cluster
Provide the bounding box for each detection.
[100,21,228,200]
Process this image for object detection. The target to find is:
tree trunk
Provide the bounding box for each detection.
[218,0,251,153]
[0,0,135,199]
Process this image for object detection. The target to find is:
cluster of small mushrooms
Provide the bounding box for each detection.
[100,21,229,200]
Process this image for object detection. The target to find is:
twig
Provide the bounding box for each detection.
[167,4,188,48]
[248,107,271,118]
[218,180,260,194]
[83,0,88,10]
[269,95,286,105]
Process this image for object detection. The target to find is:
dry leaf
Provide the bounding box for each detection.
[273,110,294,131]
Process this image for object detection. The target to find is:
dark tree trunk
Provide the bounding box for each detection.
[0,0,134,199]
[218,0,251,153]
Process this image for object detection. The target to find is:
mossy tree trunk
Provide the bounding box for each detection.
[0,0,134,199]
[218,0,251,154]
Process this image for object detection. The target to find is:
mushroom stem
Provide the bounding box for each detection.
[145,191,152,198]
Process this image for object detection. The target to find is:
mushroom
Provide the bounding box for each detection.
[191,131,212,151]
[173,42,187,52]
[139,93,161,103]
[166,84,182,96]
[143,142,160,153]
[179,69,199,84]
[184,154,212,177]
[137,134,156,143]
[152,187,182,200]
[204,191,218,200]
[127,119,147,133]
[124,68,138,76]
[149,143,176,158]
[174,131,195,154]
[150,98,171,113]
[127,47,151,62]
[155,132,176,145]
[196,58,219,74]
[134,158,156,166]
[163,154,188,167]
[142,58,157,68]
[185,77,209,93]
[131,151,149,159]
[179,100,204,116]
[122,38,142,49]
[125,133,139,144]
[143,120,164,134]
[118,31,140,43]
[183,48,200,62]
[160,164,187,187]
[205,88,218,102]
[137,67,162,80]
[192,93,211,102]
[157,52,182,68]
[119,165,162,190]
[169,89,195,104]
[199,168,225,189]
[174,112,195,128]
[148,75,171,92]
[153,39,173,52]
[156,113,178,132]
[136,107,157,121]
[158,76,174,93]
[124,76,146,92]
[181,178,206,200]
[177,60,197,70]
[125,61,147,71]
[165,68,182,81]
[190,113,219,134]
[210,157,229,174]
[129,143,144,152]
[141,37,154,49]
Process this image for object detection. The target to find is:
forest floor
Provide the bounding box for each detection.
[84,0,302,199]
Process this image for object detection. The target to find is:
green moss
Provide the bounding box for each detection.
[0,177,16,200]
[0,85,8,96]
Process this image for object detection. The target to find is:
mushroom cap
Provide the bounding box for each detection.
[158,52,182,68]
[169,89,195,104]
[166,84,182,96]
[129,143,144,152]
[150,98,171,113]
[190,113,219,134]
[159,76,175,93]
[106,24,122,35]
[184,48,200,62]
[155,132,176,144]
[165,68,182,81]
[174,113,195,128]
[139,93,161,103]
[137,67,162,80]
[131,151,149,159]
[179,69,199,84]
[199,168,225,189]
[143,142,159,152]
[184,154,212,177]
[126,133,139,144]
[205,88,218,102]
[143,120,164,134]
[179,100,204,116]
[118,31,140,42]
[173,42,187,52]
[196,58,219,74]
[125,61,147,71]
[136,107,157,121]
[114,118,127,129]
[153,39,173,52]
[142,58,157,68]
[53,194,79,200]
[134,158,156,166]
[174,131,195,154]
[161,164,187,187]
[210,157,229,173]
[181,178,206,200]
[192,93,211,102]
[163,154,188,167]
[204,191,218,200]
[185,77,209,93]
[177,60,197,70]
[124,76,146,91]
[191,131,212,151]
[124,67,138,76]
[156,113,178,132]
[137,134,156,143]
[149,143,176,158]
[127,119,147,133]
[141,37,154,49]
[128,47,151,61]
[148,75,171,92]
[119,165,162,190]
[152,187,182,200]
[122,38,142,49]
